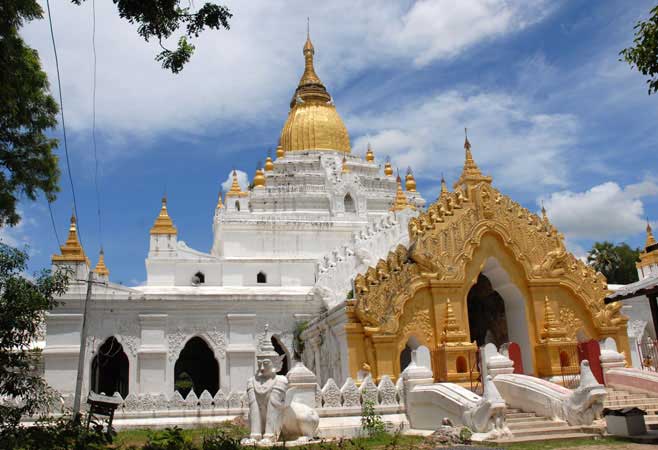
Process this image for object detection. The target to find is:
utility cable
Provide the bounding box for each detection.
[91,0,103,250]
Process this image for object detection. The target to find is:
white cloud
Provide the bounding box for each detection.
[541,179,658,241]
[221,170,249,193]
[21,0,552,146]
[350,90,578,191]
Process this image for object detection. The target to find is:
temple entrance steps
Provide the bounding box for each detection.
[490,408,602,444]
[605,388,658,429]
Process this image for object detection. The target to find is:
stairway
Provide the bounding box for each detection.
[490,408,602,443]
[605,388,658,430]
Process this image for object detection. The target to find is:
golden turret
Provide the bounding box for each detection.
[94,248,109,277]
[638,220,658,274]
[341,156,350,173]
[253,166,266,189]
[216,191,224,209]
[226,170,248,197]
[384,159,393,177]
[264,155,274,172]
[646,222,656,248]
[279,31,351,153]
[540,296,568,342]
[150,197,178,235]
[365,143,374,162]
[52,213,88,264]
[276,141,285,159]
[390,175,412,212]
[455,131,492,188]
[405,167,417,192]
[440,175,449,196]
[441,298,469,344]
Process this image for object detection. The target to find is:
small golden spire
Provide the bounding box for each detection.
[441,298,469,344]
[541,296,568,342]
[541,202,549,223]
[341,156,350,173]
[384,158,393,177]
[216,191,224,209]
[405,167,417,192]
[440,174,448,195]
[390,175,413,211]
[150,196,178,235]
[94,248,109,277]
[455,130,492,188]
[52,213,88,264]
[264,151,274,172]
[646,220,656,248]
[253,165,266,188]
[365,143,374,162]
[299,22,323,89]
[226,170,248,197]
[276,139,285,159]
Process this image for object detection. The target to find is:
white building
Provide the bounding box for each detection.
[43,34,424,404]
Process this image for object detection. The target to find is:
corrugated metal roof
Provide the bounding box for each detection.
[606,273,658,301]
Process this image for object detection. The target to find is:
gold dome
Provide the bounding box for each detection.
[264,155,274,171]
[384,160,393,177]
[365,143,374,162]
[405,168,416,192]
[253,167,266,189]
[279,33,351,153]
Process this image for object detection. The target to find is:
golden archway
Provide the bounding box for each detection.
[346,140,628,382]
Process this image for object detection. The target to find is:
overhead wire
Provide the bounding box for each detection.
[45,0,84,248]
[91,0,103,251]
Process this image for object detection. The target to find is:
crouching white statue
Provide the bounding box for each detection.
[241,328,319,445]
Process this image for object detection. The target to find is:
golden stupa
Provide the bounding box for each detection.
[279,32,351,153]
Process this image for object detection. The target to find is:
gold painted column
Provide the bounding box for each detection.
[371,335,397,382]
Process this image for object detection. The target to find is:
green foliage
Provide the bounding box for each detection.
[360,399,385,437]
[0,244,70,430]
[620,4,658,94]
[201,429,242,450]
[346,289,354,300]
[0,1,60,227]
[293,321,309,359]
[144,427,196,450]
[587,241,640,284]
[458,426,472,444]
[71,0,232,73]
[0,414,110,450]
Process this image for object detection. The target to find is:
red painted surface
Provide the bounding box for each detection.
[578,340,604,384]
[508,342,524,374]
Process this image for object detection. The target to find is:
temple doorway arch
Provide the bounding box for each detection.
[399,336,431,373]
[467,257,533,374]
[174,336,219,397]
[90,336,129,397]
[344,193,356,213]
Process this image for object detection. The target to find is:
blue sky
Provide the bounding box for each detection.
[6,0,658,285]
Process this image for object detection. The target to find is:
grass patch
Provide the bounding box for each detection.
[113,422,248,448]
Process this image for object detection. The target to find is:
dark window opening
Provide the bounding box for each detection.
[193,271,205,284]
[91,337,129,398]
[174,336,219,397]
[344,193,356,213]
[235,201,241,211]
[257,271,267,284]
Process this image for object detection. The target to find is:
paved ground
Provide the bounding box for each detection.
[564,445,655,450]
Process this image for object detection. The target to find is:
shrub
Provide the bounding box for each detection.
[360,399,385,437]
[143,427,196,450]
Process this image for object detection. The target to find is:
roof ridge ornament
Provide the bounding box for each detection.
[454,130,492,189]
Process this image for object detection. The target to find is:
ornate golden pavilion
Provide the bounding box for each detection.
[345,138,629,382]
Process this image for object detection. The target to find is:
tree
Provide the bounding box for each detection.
[0,244,69,429]
[620,4,658,95]
[587,241,640,285]
[71,0,233,74]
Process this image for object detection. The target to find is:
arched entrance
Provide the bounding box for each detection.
[344,194,356,213]
[90,336,129,397]
[399,336,431,373]
[468,257,533,374]
[174,337,219,397]
[271,335,289,375]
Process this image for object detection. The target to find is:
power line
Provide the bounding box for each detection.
[47,200,62,248]
[45,0,84,248]
[91,0,103,249]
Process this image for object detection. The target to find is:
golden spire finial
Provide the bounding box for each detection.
[299,20,322,89]
[253,164,266,189]
[150,196,178,235]
[541,201,548,221]
[264,150,274,171]
[541,296,568,342]
[94,248,109,277]
[440,174,448,195]
[405,167,417,192]
[216,190,224,209]
[441,298,469,344]
[646,220,657,248]
[390,175,413,211]
[384,157,393,177]
[365,143,374,162]
[341,156,350,173]
[226,170,248,197]
[52,212,88,264]
[455,132,492,188]
[276,138,285,159]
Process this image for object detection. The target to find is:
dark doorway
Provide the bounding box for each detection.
[90,337,129,398]
[271,336,289,375]
[174,337,219,397]
[344,194,356,213]
[399,344,412,372]
[467,274,509,348]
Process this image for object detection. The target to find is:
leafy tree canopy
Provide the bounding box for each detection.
[587,241,640,285]
[71,0,232,73]
[620,4,658,94]
[0,244,69,429]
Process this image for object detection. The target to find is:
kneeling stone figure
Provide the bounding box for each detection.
[242,332,319,445]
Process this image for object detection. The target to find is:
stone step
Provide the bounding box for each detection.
[604,401,658,408]
[508,424,576,438]
[506,416,549,424]
[506,412,538,419]
[492,432,602,444]
[508,420,561,430]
